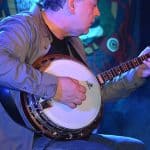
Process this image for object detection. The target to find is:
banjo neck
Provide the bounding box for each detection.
[97,53,150,84]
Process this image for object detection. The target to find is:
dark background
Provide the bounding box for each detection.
[93,1,150,149]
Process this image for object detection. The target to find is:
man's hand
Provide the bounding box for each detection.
[54,77,86,108]
[136,46,150,78]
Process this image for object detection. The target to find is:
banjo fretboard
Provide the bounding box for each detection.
[99,53,150,83]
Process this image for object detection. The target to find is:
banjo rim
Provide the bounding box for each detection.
[21,54,103,140]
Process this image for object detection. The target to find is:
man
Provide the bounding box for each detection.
[0,0,150,150]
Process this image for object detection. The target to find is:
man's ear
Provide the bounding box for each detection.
[68,0,75,14]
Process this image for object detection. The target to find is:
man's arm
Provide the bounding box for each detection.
[101,47,150,102]
[0,16,58,99]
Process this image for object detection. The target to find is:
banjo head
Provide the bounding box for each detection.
[21,55,102,140]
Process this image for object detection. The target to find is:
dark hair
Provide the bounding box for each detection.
[38,0,66,11]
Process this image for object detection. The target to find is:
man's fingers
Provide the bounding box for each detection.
[79,84,86,93]
[72,78,86,93]
[67,102,77,109]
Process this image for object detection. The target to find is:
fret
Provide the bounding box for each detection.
[120,63,129,72]
[114,66,122,75]
[136,57,142,65]
[141,54,148,61]
[98,52,150,84]
[110,68,117,77]
[111,67,118,77]
[101,68,120,81]
[127,60,134,69]
[101,72,109,82]
[133,58,140,67]
[106,70,114,80]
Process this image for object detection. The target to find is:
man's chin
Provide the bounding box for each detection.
[72,28,89,37]
[82,27,90,35]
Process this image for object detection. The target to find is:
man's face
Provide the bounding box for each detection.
[71,0,100,36]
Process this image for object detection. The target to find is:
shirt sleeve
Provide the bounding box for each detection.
[101,69,146,102]
[0,16,58,99]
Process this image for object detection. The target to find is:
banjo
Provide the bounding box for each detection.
[20,53,150,140]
